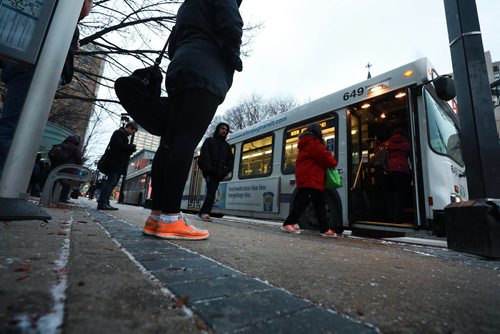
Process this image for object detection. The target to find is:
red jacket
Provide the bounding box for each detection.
[295,134,337,190]
[386,133,411,174]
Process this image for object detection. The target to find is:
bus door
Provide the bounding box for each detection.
[187,157,204,210]
[347,90,416,229]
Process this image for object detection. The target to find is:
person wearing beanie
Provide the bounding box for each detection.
[281,123,338,237]
[97,122,137,210]
[142,0,243,240]
[197,122,233,222]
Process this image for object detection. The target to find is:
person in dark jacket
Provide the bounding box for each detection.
[384,128,411,223]
[197,122,233,221]
[50,135,84,203]
[281,124,338,237]
[97,122,137,210]
[143,0,243,240]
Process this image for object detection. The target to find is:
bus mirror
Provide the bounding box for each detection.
[434,76,456,101]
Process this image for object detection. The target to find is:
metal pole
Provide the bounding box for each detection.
[443,0,500,199]
[0,0,84,198]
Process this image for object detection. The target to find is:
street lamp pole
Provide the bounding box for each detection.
[443,0,500,258]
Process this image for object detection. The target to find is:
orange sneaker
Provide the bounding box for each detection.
[155,215,209,240]
[143,216,159,236]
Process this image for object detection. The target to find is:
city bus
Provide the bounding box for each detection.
[122,165,152,206]
[181,58,467,236]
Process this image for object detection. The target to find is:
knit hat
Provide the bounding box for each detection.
[305,123,323,140]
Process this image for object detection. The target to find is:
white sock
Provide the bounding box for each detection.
[160,214,179,222]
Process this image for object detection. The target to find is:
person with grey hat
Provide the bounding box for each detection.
[142,0,243,240]
[197,122,233,221]
[97,122,137,210]
[281,123,338,237]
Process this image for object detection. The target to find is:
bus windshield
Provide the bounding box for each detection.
[425,89,464,166]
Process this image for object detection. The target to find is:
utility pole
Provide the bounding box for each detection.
[443,0,500,258]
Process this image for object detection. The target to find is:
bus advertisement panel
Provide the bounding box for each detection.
[214,177,280,213]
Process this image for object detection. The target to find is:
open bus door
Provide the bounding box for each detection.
[187,157,204,211]
[347,90,417,234]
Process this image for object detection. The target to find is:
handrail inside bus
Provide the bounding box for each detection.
[350,156,364,191]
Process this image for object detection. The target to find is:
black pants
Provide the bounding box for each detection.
[284,188,330,233]
[385,171,411,222]
[200,176,220,215]
[151,89,220,213]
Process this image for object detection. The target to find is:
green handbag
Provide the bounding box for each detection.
[325,168,343,190]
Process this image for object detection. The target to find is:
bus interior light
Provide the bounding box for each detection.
[395,92,406,98]
[361,103,371,109]
[367,82,389,95]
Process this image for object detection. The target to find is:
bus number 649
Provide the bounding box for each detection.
[343,87,364,101]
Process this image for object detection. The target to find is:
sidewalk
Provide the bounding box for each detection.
[1,202,375,333]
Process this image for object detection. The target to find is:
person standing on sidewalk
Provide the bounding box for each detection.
[97,122,137,210]
[49,135,84,203]
[281,123,338,237]
[197,122,233,222]
[142,0,244,240]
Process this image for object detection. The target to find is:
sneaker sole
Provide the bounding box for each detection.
[142,229,156,236]
[280,226,300,234]
[154,233,209,240]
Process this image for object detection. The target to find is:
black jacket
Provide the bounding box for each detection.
[198,134,233,181]
[102,128,136,174]
[166,0,243,102]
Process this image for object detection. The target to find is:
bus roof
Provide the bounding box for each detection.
[228,58,435,144]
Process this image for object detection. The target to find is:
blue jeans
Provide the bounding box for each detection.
[98,172,120,206]
[0,64,35,173]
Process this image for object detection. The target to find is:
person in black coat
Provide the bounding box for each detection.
[97,122,137,210]
[143,0,243,240]
[50,135,84,203]
[198,122,233,221]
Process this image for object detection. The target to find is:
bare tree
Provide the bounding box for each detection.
[63,0,261,162]
[202,94,298,140]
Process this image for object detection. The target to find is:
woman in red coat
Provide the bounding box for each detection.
[385,128,411,222]
[282,123,338,237]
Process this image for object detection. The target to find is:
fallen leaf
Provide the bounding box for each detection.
[174,295,190,308]
[13,263,31,272]
[193,315,209,331]
[16,275,30,281]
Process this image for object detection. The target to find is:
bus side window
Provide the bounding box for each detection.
[239,135,273,179]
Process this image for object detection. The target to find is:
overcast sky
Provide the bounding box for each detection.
[221,0,500,111]
[88,0,500,161]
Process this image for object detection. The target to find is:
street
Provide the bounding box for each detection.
[88,200,500,333]
[1,199,500,333]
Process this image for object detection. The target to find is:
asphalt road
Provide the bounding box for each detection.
[91,199,500,334]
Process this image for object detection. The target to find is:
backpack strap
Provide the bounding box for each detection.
[154,27,174,66]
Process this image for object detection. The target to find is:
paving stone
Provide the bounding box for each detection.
[236,306,376,334]
[139,257,218,271]
[190,289,312,332]
[169,275,272,302]
[153,266,238,284]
